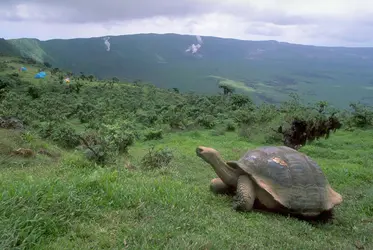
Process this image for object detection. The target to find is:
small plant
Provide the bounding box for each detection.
[62,152,94,169]
[210,128,225,136]
[38,121,55,139]
[238,124,251,139]
[20,131,35,144]
[224,119,236,131]
[140,146,174,170]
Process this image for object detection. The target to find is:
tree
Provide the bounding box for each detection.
[44,62,52,68]
[230,94,253,108]
[133,79,142,85]
[51,67,60,75]
[80,72,86,80]
[348,102,373,128]
[218,83,235,96]
[172,88,179,93]
[87,75,95,82]
[74,80,83,94]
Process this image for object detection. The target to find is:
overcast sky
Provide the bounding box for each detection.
[1,0,373,47]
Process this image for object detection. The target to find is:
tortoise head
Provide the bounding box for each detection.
[196,146,220,163]
[196,146,241,187]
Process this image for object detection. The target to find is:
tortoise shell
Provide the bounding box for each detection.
[226,146,339,213]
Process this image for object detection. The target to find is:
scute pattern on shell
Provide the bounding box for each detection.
[232,146,330,212]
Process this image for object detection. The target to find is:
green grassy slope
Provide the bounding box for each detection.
[0,38,21,57]
[0,55,372,249]
[1,127,372,249]
[6,33,373,108]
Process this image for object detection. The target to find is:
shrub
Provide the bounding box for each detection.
[141,146,174,170]
[78,121,136,166]
[143,129,163,141]
[50,124,80,149]
[346,102,373,128]
[210,129,225,136]
[27,86,41,99]
[196,114,216,129]
[224,119,236,131]
[62,152,94,169]
[99,123,135,154]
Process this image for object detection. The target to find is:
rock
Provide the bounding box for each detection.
[0,116,24,130]
[11,148,34,158]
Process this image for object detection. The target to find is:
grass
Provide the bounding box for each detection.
[208,75,256,93]
[1,128,372,249]
[8,38,50,63]
[0,56,48,84]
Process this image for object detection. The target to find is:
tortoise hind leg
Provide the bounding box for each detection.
[210,178,235,195]
[232,175,256,212]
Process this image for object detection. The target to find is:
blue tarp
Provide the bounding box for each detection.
[34,71,46,79]
[20,67,27,71]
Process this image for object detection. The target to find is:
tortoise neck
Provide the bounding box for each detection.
[207,154,239,187]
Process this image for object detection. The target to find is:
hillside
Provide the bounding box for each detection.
[1,55,372,249]
[3,33,373,108]
[0,38,21,57]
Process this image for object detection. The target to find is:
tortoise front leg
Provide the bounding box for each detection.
[232,175,256,212]
[210,178,235,195]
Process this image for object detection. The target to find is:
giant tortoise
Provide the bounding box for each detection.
[196,145,343,218]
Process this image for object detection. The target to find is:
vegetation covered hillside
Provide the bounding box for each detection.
[0,38,21,57]
[0,55,372,249]
[4,33,373,108]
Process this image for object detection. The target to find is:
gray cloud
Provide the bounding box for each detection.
[0,0,214,23]
[223,5,314,26]
[294,13,373,46]
[0,0,313,26]
[1,1,373,47]
[312,24,373,46]
[245,22,284,37]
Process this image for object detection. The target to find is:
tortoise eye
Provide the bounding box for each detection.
[196,147,204,155]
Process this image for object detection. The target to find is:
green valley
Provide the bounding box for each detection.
[2,33,373,108]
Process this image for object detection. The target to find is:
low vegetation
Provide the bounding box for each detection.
[0,56,372,249]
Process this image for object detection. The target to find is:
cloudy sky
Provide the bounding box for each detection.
[1,0,373,47]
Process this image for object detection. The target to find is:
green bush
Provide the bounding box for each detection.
[62,152,94,169]
[99,122,135,154]
[50,124,80,149]
[346,102,373,128]
[196,114,216,129]
[143,129,163,141]
[224,119,236,131]
[141,146,174,170]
